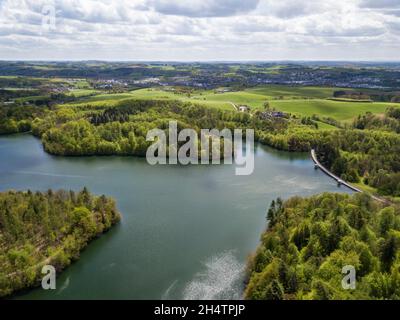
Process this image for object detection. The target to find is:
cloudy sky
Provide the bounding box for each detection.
[0,0,399,61]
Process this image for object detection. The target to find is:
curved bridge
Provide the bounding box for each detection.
[311,149,389,204]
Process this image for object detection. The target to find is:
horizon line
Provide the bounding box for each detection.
[1,59,400,63]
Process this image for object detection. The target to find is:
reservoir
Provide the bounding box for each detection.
[0,134,352,299]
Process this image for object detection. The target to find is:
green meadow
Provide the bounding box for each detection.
[269,99,389,122]
[245,85,352,99]
[66,89,100,97]
[64,88,234,110]
[61,85,397,123]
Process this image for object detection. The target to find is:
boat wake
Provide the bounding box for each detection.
[182,250,245,300]
[57,276,70,294]
[162,280,178,300]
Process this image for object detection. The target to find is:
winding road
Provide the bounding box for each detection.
[228,102,238,111]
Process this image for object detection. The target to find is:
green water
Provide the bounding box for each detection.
[0,134,352,299]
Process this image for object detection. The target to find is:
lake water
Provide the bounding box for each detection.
[0,134,352,299]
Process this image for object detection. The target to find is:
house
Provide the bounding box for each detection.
[215,88,231,94]
[271,111,285,117]
[259,111,286,120]
[238,105,250,112]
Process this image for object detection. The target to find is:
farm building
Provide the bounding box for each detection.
[238,105,250,112]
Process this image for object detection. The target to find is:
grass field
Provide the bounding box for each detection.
[185,87,393,122]
[191,90,268,108]
[61,85,397,123]
[66,89,100,97]
[245,85,354,99]
[314,121,338,130]
[269,99,389,122]
[64,88,234,110]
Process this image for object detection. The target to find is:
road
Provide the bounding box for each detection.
[311,149,389,204]
[228,102,238,111]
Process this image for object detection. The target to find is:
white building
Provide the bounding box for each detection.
[238,105,250,112]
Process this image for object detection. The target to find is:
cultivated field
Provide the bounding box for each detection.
[62,85,396,123]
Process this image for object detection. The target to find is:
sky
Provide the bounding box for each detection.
[0,0,399,61]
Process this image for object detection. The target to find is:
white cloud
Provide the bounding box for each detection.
[256,0,327,18]
[145,0,260,18]
[360,0,400,17]
[360,0,400,9]
[0,0,398,60]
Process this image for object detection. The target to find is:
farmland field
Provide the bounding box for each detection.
[269,99,389,122]
[64,88,234,110]
[63,85,397,123]
[245,85,354,99]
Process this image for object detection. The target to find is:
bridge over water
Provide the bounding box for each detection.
[311,149,388,204]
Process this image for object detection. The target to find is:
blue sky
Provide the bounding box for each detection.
[0,0,399,61]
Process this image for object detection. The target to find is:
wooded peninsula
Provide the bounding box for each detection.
[0,188,121,297]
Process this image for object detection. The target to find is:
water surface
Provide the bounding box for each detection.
[0,134,352,299]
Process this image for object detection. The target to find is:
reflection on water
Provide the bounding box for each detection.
[182,251,244,300]
[0,134,353,300]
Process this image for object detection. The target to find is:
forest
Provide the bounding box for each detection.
[318,108,400,197]
[245,193,400,299]
[259,107,400,198]
[30,99,278,156]
[0,104,48,135]
[2,95,400,197]
[2,85,400,300]
[0,188,121,297]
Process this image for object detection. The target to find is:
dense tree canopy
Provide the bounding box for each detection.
[0,104,48,134]
[29,99,288,156]
[0,188,121,297]
[246,193,400,300]
[259,107,400,197]
[3,98,400,196]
